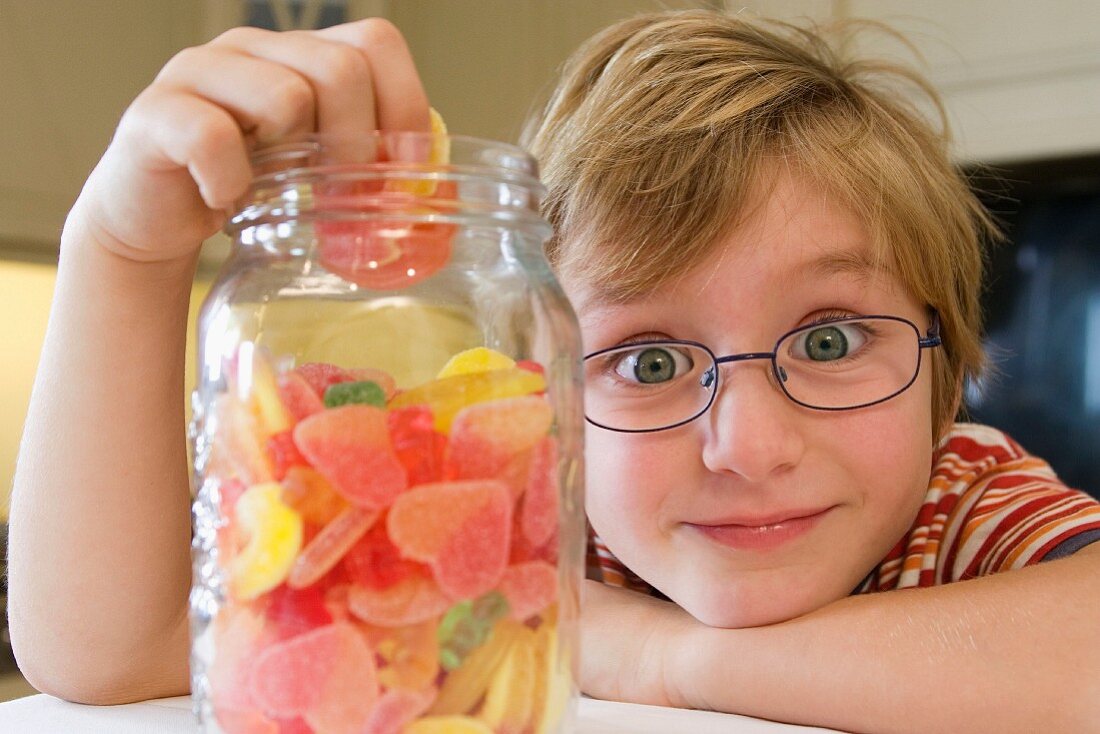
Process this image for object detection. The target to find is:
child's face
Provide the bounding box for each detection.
[567,169,935,628]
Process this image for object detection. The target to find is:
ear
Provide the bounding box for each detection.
[936,376,965,443]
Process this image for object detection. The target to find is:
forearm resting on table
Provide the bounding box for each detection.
[8,220,195,704]
[675,546,1100,734]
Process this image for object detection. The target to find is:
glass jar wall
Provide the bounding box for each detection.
[189,133,583,734]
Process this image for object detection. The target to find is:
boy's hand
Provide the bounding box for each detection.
[72,19,430,265]
[579,579,698,709]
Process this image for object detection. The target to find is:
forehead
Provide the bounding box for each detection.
[571,168,889,320]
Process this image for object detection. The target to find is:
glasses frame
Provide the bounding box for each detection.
[583,312,942,433]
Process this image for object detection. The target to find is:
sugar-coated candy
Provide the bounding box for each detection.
[215,708,277,734]
[347,572,452,627]
[427,619,524,716]
[436,347,515,379]
[266,430,308,481]
[478,623,537,732]
[209,607,269,715]
[301,624,381,734]
[387,406,447,487]
[210,394,275,486]
[277,371,325,422]
[436,591,510,672]
[532,619,566,734]
[323,380,386,409]
[288,506,378,589]
[387,368,546,433]
[265,584,334,641]
[520,437,559,548]
[280,467,348,527]
[496,561,557,622]
[230,483,303,600]
[342,519,421,591]
[445,395,553,497]
[244,349,294,437]
[292,406,407,509]
[387,480,512,600]
[375,619,439,690]
[361,686,437,734]
[404,716,495,734]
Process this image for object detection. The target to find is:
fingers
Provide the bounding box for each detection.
[315,19,431,133]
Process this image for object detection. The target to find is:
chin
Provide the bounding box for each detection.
[672,582,828,629]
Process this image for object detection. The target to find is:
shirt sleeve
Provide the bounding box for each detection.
[938,425,1100,582]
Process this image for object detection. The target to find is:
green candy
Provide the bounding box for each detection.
[437,591,511,671]
[322,380,386,408]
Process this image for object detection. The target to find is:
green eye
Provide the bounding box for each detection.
[803,326,848,361]
[635,348,677,383]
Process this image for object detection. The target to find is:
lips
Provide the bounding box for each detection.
[686,506,833,552]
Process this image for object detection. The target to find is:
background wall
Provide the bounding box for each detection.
[1,0,1099,515]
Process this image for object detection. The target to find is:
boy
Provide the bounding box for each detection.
[9,10,1100,733]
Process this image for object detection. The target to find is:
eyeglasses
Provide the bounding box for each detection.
[583,313,941,433]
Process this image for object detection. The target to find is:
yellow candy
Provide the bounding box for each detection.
[388,368,545,433]
[404,717,494,734]
[229,482,303,600]
[478,624,537,732]
[428,619,523,716]
[248,353,292,436]
[387,106,450,197]
[436,347,516,379]
[532,621,564,734]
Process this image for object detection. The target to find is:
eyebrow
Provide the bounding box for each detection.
[801,249,886,280]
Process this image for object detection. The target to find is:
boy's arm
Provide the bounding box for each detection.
[582,545,1100,733]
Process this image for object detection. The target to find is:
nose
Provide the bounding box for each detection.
[699,360,806,482]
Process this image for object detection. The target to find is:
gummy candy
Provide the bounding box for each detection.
[435,591,510,672]
[375,619,439,690]
[519,437,559,548]
[444,395,553,494]
[478,622,537,732]
[288,506,378,589]
[347,572,452,627]
[387,406,447,487]
[277,371,325,422]
[436,347,515,379]
[210,395,275,486]
[405,716,495,734]
[302,624,381,734]
[280,467,348,527]
[497,561,557,622]
[215,709,277,734]
[387,480,512,600]
[266,430,308,482]
[230,483,304,600]
[531,621,563,734]
[209,607,270,716]
[244,349,294,437]
[323,380,387,409]
[427,618,524,716]
[292,406,407,509]
[362,686,437,734]
[388,368,546,433]
[342,519,421,591]
[265,584,334,641]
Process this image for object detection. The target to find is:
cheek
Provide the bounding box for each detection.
[584,429,680,541]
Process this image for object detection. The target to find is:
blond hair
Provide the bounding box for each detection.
[522,10,998,440]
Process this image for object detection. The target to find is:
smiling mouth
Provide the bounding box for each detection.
[686,507,833,552]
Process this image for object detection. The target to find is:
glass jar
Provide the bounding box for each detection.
[189,133,583,734]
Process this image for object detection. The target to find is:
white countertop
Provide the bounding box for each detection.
[0,694,846,733]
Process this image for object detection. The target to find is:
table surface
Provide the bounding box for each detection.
[0,693,846,733]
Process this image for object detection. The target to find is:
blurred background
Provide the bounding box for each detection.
[1,0,1098,702]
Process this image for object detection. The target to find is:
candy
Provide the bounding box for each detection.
[520,437,559,548]
[387,406,447,487]
[342,519,421,591]
[292,406,407,509]
[384,106,450,197]
[266,430,309,482]
[277,371,325,422]
[362,687,437,734]
[388,368,546,433]
[436,592,510,672]
[323,380,387,409]
[436,347,515,379]
[215,709,277,734]
[265,584,334,641]
[531,621,564,734]
[210,395,274,486]
[478,623,537,733]
[444,396,553,495]
[302,624,381,734]
[428,619,524,716]
[230,483,304,600]
[288,506,378,589]
[405,716,495,734]
[209,607,269,715]
[496,561,557,622]
[243,348,294,437]
[280,467,348,527]
[347,572,451,627]
[387,480,512,600]
[375,620,439,690]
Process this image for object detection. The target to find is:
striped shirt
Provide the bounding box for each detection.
[587,423,1100,596]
